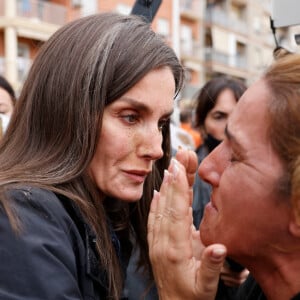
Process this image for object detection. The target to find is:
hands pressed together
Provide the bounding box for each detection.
[147,149,228,300]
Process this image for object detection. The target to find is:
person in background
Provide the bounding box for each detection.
[0,75,16,137]
[148,52,300,300]
[193,76,247,227]
[192,76,248,299]
[0,12,186,299]
[179,107,202,149]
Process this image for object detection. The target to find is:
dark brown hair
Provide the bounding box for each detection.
[0,13,184,299]
[0,75,16,106]
[194,76,246,128]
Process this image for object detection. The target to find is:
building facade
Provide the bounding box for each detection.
[0,0,298,98]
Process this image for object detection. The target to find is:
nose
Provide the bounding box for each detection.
[198,144,225,187]
[138,126,164,161]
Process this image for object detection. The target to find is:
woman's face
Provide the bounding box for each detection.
[204,88,237,141]
[89,67,175,202]
[0,87,14,117]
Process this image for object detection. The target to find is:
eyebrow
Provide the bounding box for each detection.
[119,96,174,118]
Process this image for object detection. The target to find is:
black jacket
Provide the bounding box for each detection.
[0,187,121,299]
[236,275,300,300]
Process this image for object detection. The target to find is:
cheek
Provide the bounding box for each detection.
[99,129,134,163]
[90,130,133,177]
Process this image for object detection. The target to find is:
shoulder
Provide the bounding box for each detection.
[7,187,73,225]
[3,186,83,246]
[8,186,65,211]
[0,187,94,298]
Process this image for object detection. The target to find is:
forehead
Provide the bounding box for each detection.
[227,79,270,145]
[0,88,13,106]
[212,89,236,111]
[121,67,175,112]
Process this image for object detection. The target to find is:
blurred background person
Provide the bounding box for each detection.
[179,107,202,150]
[0,75,16,138]
[193,76,247,227]
[192,76,247,300]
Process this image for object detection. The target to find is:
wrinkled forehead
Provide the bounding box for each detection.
[227,79,271,143]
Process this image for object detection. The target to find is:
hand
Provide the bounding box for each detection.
[148,156,227,300]
[175,149,203,259]
[174,148,198,189]
[220,263,249,287]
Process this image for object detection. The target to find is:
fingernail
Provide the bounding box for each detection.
[163,169,169,183]
[171,158,179,178]
[153,189,159,200]
[212,247,226,259]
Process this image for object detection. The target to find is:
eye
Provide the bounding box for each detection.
[122,113,139,124]
[229,149,243,163]
[158,118,170,131]
[212,112,227,121]
[230,155,238,163]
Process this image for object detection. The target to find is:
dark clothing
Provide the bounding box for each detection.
[192,144,211,228]
[0,187,124,299]
[237,275,300,300]
[124,244,158,300]
[235,275,266,300]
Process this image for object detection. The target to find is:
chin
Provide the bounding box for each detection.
[115,193,143,203]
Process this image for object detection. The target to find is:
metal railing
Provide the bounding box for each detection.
[205,7,247,34]
[204,48,247,69]
[180,0,203,18]
[16,0,66,25]
[0,0,67,25]
[0,56,32,82]
[181,39,203,58]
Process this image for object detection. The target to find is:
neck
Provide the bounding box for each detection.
[245,251,300,300]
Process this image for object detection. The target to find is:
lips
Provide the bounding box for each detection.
[123,169,151,183]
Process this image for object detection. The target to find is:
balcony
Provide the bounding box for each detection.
[181,39,203,60]
[231,0,247,7]
[180,0,203,20]
[16,0,66,26]
[0,56,32,83]
[0,0,67,40]
[204,48,247,70]
[205,7,247,35]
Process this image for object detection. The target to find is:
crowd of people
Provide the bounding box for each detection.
[0,10,300,300]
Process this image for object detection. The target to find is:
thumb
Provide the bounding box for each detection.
[197,244,227,299]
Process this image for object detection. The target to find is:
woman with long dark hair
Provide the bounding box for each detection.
[0,13,184,299]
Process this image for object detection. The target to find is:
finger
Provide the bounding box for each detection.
[147,189,160,247]
[164,158,192,250]
[220,275,245,287]
[156,169,171,219]
[221,279,240,287]
[196,244,227,298]
[175,148,198,187]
